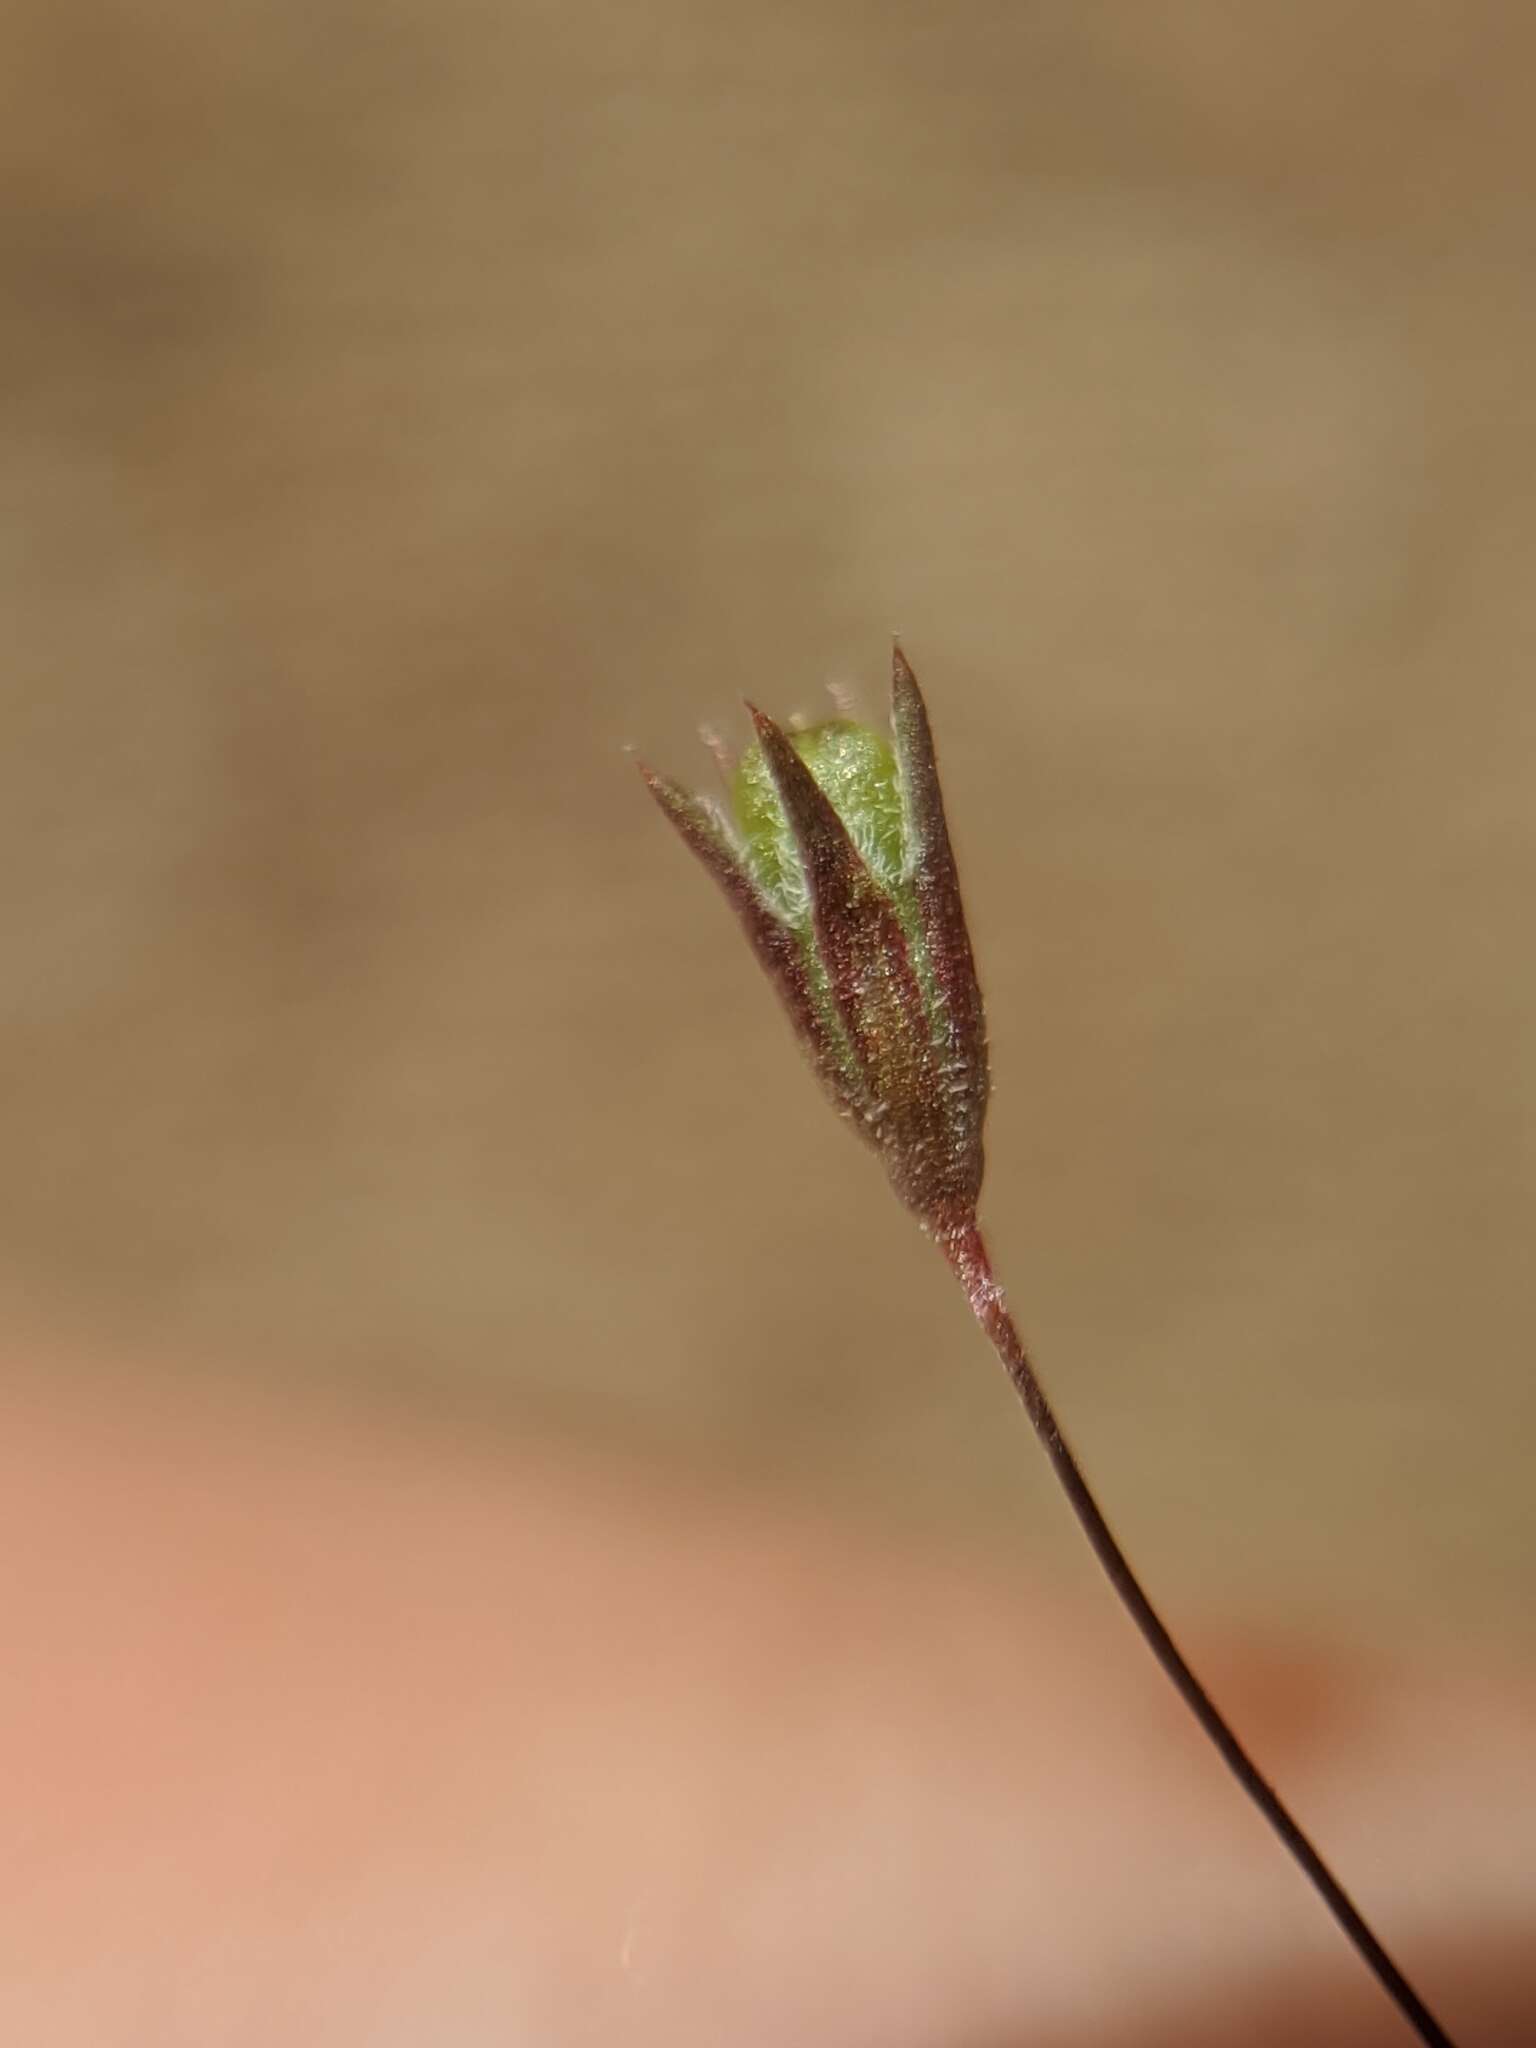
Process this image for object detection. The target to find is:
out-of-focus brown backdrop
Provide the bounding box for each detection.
[4,1,1532,1636]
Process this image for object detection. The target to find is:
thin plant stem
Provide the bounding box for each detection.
[940,1213,1457,2048]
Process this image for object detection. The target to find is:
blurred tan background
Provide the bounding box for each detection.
[3,0,1533,1642]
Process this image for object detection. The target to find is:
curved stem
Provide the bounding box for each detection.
[939,1214,1457,2048]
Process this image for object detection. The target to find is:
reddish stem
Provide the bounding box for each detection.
[939,1213,1457,2048]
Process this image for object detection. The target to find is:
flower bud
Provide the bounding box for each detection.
[640,648,989,1233]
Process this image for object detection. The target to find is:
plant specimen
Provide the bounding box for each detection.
[640,647,1459,2046]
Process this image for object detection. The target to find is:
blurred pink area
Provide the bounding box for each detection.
[4,1354,1532,2045]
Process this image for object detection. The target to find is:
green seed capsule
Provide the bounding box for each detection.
[732,720,905,923]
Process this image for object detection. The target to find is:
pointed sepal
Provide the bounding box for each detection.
[637,762,868,1126]
[641,652,990,1233]
[890,646,989,1202]
[749,706,970,1221]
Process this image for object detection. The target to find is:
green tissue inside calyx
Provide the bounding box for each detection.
[733,721,906,923]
